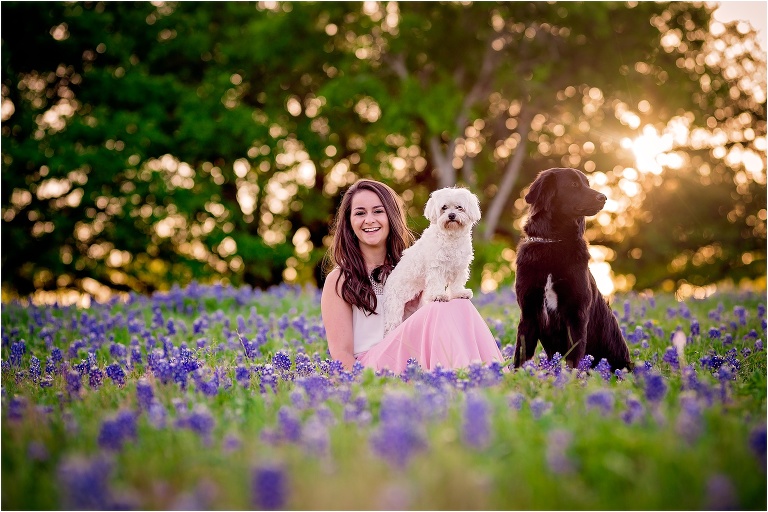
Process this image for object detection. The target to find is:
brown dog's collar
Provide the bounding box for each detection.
[525,236,562,243]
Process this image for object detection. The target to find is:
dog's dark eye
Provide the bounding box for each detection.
[441,205,448,211]
[457,206,464,211]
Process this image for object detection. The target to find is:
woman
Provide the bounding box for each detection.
[321,179,504,373]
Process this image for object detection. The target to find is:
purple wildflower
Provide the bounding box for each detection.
[370,391,426,467]
[10,341,25,367]
[136,378,154,411]
[184,404,216,440]
[88,366,103,389]
[235,364,251,388]
[704,474,738,510]
[105,363,126,387]
[252,464,287,510]
[66,370,82,396]
[277,406,302,442]
[462,392,491,449]
[97,410,137,451]
[749,424,766,469]
[8,396,27,420]
[545,429,575,474]
[273,351,292,372]
[586,390,615,415]
[662,347,680,369]
[29,355,41,382]
[595,358,612,381]
[530,397,552,419]
[709,327,721,339]
[690,319,700,337]
[507,392,525,411]
[644,373,667,403]
[57,455,115,510]
[621,395,645,425]
[301,415,330,456]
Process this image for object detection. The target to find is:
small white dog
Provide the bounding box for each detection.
[382,187,482,334]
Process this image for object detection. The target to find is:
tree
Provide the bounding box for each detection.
[1,2,764,299]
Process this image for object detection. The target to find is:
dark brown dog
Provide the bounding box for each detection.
[513,167,632,371]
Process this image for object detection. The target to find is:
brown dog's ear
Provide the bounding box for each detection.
[525,169,556,216]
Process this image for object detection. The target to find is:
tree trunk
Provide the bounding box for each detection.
[482,109,532,241]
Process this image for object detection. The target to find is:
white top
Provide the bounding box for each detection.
[352,278,385,355]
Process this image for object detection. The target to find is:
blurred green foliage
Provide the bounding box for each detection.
[1,1,765,298]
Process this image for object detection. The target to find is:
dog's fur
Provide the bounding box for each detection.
[513,168,632,371]
[383,187,481,334]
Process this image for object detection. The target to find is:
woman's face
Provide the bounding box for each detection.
[350,189,390,251]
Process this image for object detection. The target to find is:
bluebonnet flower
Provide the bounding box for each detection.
[545,429,575,474]
[97,410,138,451]
[29,355,41,382]
[147,402,167,429]
[690,319,700,336]
[235,364,251,388]
[708,327,721,339]
[252,464,287,510]
[277,406,302,442]
[577,354,595,375]
[136,378,154,411]
[57,455,116,510]
[704,474,737,510]
[296,375,330,405]
[273,351,292,372]
[181,404,216,441]
[530,397,552,419]
[756,340,764,352]
[88,365,103,389]
[644,373,667,403]
[401,358,422,383]
[8,396,27,420]
[10,341,25,367]
[27,441,49,462]
[748,424,766,469]
[662,347,679,369]
[301,415,330,456]
[105,363,126,387]
[734,305,747,326]
[622,300,631,322]
[723,333,733,346]
[66,370,82,396]
[586,390,614,415]
[595,358,612,381]
[109,343,127,360]
[259,364,278,394]
[621,395,645,425]
[501,344,515,360]
[370,391,426,467]
[294,352,314,377]
[758,303,766,318]
[130,345,143,366]
[676,394,702,442]
[462,392,491,449]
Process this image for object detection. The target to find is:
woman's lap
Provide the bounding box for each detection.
[356,298,503,373]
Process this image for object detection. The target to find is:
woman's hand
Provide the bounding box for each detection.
[320,268,356,370]
[403,291,422,321]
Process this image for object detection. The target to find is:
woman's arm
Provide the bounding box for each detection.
[320,268,356,370]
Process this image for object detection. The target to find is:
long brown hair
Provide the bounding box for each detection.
[325,179,415,315]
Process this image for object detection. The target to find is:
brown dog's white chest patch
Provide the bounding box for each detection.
[542,273,558,324]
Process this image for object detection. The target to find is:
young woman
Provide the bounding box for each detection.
[321,179,504,373]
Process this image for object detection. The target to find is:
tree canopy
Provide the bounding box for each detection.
[2,1,765,301]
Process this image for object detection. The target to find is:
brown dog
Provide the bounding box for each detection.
[513,168,632,371]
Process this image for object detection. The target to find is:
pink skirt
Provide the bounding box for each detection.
[356,299,504,373]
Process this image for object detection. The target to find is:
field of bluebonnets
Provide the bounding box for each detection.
[1,282,766,510]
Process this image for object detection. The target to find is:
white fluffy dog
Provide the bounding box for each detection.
[382,187,482,334]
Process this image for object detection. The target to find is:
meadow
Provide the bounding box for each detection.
[1,282,766,510]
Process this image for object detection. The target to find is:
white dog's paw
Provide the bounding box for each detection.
[454,288,473,300]
[427,293,450,302]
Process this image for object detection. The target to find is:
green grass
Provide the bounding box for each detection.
[1,284,766,510]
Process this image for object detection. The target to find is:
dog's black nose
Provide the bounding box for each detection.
[596,193,607,202]
[448,213,456,220]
